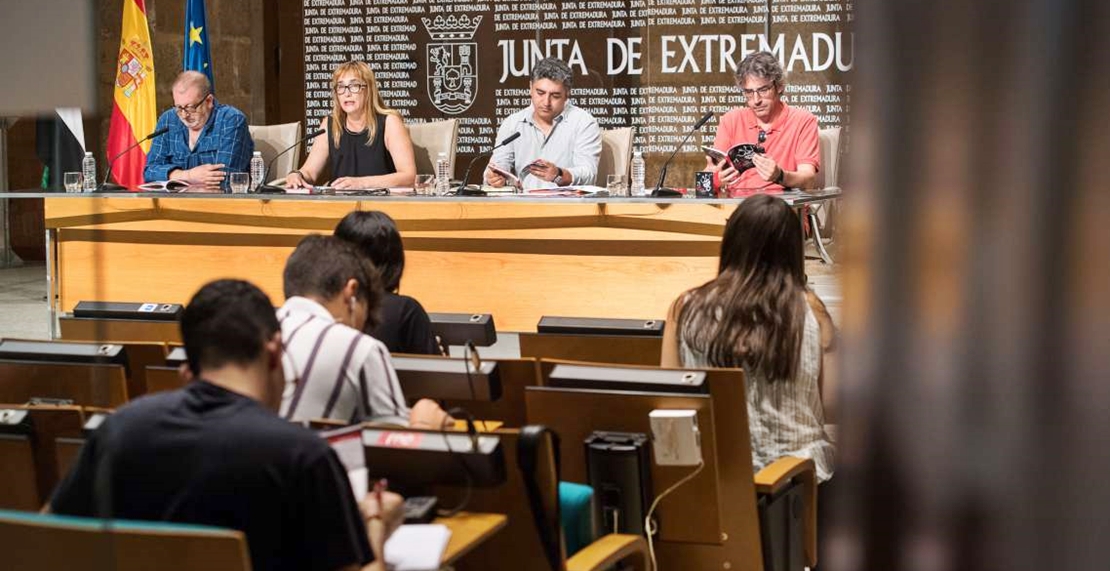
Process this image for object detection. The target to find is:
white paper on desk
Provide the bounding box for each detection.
[384,524,452,571]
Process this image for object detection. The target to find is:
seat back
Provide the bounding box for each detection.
[0,509,250,571]
[519,332,663,366]
[526,361,767,571]
[816,127,841,189]
[0,361,128,408]
[597,127,633,182]
[433,428,561,571]
[408,119,459,176]
[60,316,181,344]
[0,405,89,509]
[144,366,186,395]
[419,357,540,427]
[0,435,37,510]
[249,122,303,183]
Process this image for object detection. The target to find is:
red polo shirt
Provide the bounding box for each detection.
[712,102,821,196]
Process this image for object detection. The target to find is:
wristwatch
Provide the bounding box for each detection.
[554,168,566,185]
[774,167,785,185]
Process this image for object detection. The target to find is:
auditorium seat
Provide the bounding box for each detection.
[434,427,648,571]
[597,127,633,182]
[0,404,88,508]
[0,509,250,570]
[519,332,663,366]
[0,360,128,408]
[409,119,459,176]
[249,121,303,184]
[527,360,818,571]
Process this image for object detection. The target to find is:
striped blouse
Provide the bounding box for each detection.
[679,301,835,482]
[277,296,410,424]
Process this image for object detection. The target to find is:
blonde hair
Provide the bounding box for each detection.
[330,60,398,148]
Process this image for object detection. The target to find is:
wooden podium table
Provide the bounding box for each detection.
[38,191,838,334]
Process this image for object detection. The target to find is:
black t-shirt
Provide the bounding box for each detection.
[367,292,439,355]
[327,114,396,179]
[51,380,373,571]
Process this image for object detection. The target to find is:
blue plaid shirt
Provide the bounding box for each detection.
[143,101,253,185]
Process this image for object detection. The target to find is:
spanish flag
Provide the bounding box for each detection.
[106,0,156,189]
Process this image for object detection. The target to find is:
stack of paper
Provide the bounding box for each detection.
[384,524,452,571]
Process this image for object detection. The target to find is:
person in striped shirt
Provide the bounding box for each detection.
[277,234,450,428]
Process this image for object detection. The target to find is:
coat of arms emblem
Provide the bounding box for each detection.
[422,15,482,115]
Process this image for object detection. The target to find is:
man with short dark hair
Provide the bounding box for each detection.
[709,51,821,195]
[278,235,450,428]
[143,70,253,190]
[486,57,601,188]
[51,279,402,571]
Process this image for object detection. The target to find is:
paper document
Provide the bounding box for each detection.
[384,524,452,571]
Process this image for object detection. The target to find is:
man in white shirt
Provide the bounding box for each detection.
[485,57,602,189]
[278,235,449,428]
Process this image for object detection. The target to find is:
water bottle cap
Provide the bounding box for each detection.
[437,151,447,158]
[633,151,642,157]
[85,151,93,156]
[253,151,262,156]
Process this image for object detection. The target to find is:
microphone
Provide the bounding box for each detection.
[259,128,326,193]
[454,131,521,196]
[100,127,170,191]
[651,111,714,198]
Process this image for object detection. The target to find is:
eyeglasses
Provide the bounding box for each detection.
[334,83,367,95]
[741,83,776,100]
[173,94,210,117]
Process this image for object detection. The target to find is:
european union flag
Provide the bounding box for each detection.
[183,0,214,90]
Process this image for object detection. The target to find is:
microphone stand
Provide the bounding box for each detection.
[651,113,713,198]
[453,132,521,196]
[258,129,325,193]
[100,128,169,192]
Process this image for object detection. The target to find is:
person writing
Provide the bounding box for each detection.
[50,279,404,571]
[662,195,836,482]
[143,71,253,190]
[485,57,601,189]
[708,51,821,196]
[286,60,416,190]
[277,235,451,427]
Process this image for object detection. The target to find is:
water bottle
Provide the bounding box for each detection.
[81,151,97,192]
[630,150,645,196]
[435,152,450,195]
[250,151,265,192]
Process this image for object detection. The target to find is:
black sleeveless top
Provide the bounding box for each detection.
[327,114,396,179]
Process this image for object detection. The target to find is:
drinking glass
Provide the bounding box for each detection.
[63,172,83,193]
[413,174,435,196]
[606,174,628,197]
[229,172,250,194]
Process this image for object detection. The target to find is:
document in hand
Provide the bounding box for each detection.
[384,524,452,571]
[703,143,766,174]
[137,179,192,192]
[486,163,522,189]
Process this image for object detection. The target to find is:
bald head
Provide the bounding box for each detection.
[172,70,211,97]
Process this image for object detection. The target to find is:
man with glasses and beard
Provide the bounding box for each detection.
[708,51,821,196]
[143,70,253,190]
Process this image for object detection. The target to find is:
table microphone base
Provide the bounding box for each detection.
[98,183,128,192]
[650,187,683,198]
[456,185,488,197]
[257,184,287,194]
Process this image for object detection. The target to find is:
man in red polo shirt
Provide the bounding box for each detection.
[709,51,821,196]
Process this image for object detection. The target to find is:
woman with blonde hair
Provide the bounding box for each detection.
[661,194,836,482]
[286,60,416,190]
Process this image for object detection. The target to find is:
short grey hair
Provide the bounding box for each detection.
[172,70,211,96]
[531,57,573,91]
[735,51,784,89]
